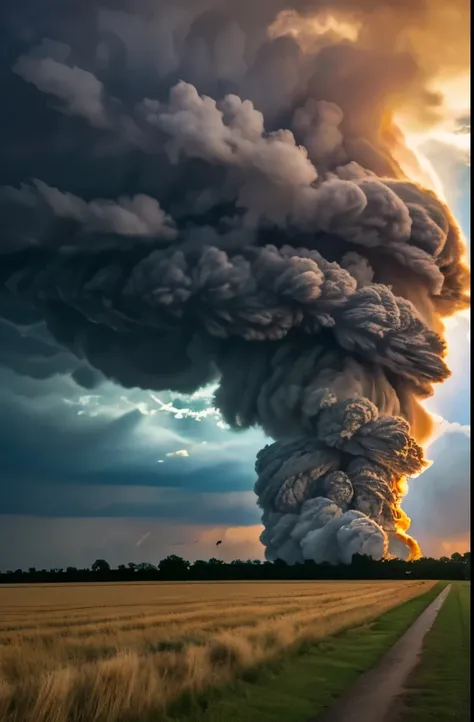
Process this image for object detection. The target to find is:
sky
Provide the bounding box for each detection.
[0,1,470,570]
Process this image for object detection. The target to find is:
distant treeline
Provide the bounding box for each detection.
[0,552,470,583]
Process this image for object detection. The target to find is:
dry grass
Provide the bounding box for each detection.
[0,579,436,722]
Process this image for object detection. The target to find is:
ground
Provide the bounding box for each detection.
[167,583,446,722]
[0,579,441,722]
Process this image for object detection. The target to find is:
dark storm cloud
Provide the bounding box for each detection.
[0,373,260,494]
[0,0,469,564]
[0,476,259,525]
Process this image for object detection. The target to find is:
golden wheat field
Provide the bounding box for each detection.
[0,579,435,722]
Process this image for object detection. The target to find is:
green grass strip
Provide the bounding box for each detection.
[401,581,470,722]
[165,582,446,722]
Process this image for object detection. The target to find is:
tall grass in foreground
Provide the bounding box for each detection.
[0,580,435,722]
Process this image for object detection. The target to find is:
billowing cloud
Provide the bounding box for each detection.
[13,52,109,128]
[0,0,470,567]
[13,42,108,128]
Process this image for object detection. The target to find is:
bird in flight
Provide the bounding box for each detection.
[216,540,222,546]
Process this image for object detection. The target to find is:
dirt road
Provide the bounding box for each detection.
[310,584,451,722]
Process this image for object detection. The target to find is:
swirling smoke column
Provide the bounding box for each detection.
[0,0,470,563]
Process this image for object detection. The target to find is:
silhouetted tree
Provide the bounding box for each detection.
[91,559,110,574]
[463,551,470,579]
[0,549,470,585]
[158,555,190,580]
[137,563,156,571]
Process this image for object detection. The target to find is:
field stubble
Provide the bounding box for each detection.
[0,579,435,722]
